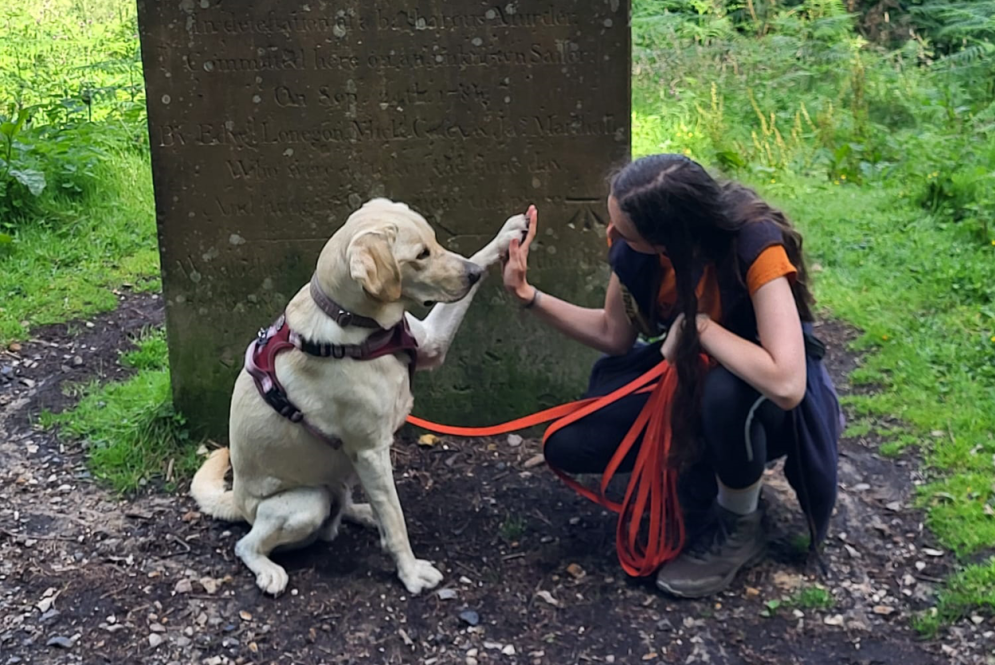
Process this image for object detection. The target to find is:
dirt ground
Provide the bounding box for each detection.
[1,294,992,664]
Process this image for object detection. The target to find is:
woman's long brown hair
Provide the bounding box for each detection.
[610,154,814,467]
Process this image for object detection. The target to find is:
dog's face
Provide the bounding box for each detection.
[344,199,483,306]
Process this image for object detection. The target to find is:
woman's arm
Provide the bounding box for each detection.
[674,276,806,410]
[518,274,638,356]
[502,208,637,356]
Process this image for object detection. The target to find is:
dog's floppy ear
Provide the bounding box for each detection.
[347,227,401,302]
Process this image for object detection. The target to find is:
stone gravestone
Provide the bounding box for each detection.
[137,1,630,435]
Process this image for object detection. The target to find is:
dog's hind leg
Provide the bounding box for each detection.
[342,500,378,529]
[317,481,378,542]
[317,474,379,543]
[340,476,379,530]
[316,482,348,543]
[316,504,345,543]
[234,486,331,596]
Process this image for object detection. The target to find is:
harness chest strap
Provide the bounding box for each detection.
[244,314,418,449]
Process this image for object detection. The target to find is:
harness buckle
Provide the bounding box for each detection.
[264,386,301,421]
[256,314,285,350]
[264,387,286,408]
[338,310,353,327]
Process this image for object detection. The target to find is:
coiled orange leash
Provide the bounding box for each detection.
[407,359,689,577]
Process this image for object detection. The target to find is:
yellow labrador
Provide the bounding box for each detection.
[190,198,528,596]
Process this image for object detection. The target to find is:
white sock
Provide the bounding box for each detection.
[716,478,761,516]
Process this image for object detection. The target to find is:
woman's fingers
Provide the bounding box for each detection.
[521,206,538,252]
[661,313,685,362]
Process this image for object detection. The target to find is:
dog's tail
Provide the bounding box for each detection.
[190,448,243,522]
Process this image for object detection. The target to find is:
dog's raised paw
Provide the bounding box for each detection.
[255,563,289,596]
[398,559,444,595]
[499,214,529,244]
[486,214,529,258]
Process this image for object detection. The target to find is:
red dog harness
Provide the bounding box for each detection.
[244,278,419,449]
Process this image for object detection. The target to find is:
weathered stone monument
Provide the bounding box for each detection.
[137,1,630,435]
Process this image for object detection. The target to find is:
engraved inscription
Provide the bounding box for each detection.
[185,43,590,74]
[137,0,629,433]
[153,114,619,151]
[373,7,580,31]
[189,11,355,37]
[187,7,579,37]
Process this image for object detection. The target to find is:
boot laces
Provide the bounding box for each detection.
[684,509,735,560]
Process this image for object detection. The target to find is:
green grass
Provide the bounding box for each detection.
[0,0,154,343]
[761,586,834,618]
[120,324,168,370]
[0,0,172,495]
[791,586,835,611]
[787,181,995,560]
[0,152,159,344]
[915,559,995,637]
[1,0,146,224]
[39,329,198,493]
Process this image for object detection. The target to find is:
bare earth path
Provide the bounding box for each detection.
[1,294,991,664]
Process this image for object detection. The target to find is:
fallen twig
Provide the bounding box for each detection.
[168,533,191,553]
[0,528,79,543]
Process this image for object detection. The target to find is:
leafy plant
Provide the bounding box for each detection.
[0,2,146,228]
[0,107,46,217]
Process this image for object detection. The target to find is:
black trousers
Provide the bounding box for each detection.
[544,346,791,497]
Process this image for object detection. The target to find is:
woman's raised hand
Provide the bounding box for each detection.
[502,205,538,304]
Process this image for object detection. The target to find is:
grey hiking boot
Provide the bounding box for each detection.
[655,503,767,598]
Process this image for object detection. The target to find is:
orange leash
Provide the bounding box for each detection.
[407,360,687,577]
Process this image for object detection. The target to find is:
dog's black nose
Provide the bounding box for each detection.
[467,265,484,285]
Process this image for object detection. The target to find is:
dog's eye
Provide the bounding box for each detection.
[417,248,431,260]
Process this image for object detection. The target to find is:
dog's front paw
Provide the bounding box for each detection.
[474,213,529,267]
[398,559,444,595]
[495,213,529,254]
[254,562,289,596]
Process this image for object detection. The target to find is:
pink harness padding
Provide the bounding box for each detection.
[243,314,419,448]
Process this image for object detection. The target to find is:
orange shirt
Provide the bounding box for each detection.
[654,246,796,324]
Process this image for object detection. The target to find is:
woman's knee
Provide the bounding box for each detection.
[701,366,756,426]
[543,424,622,475]
[542,429,575,471]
